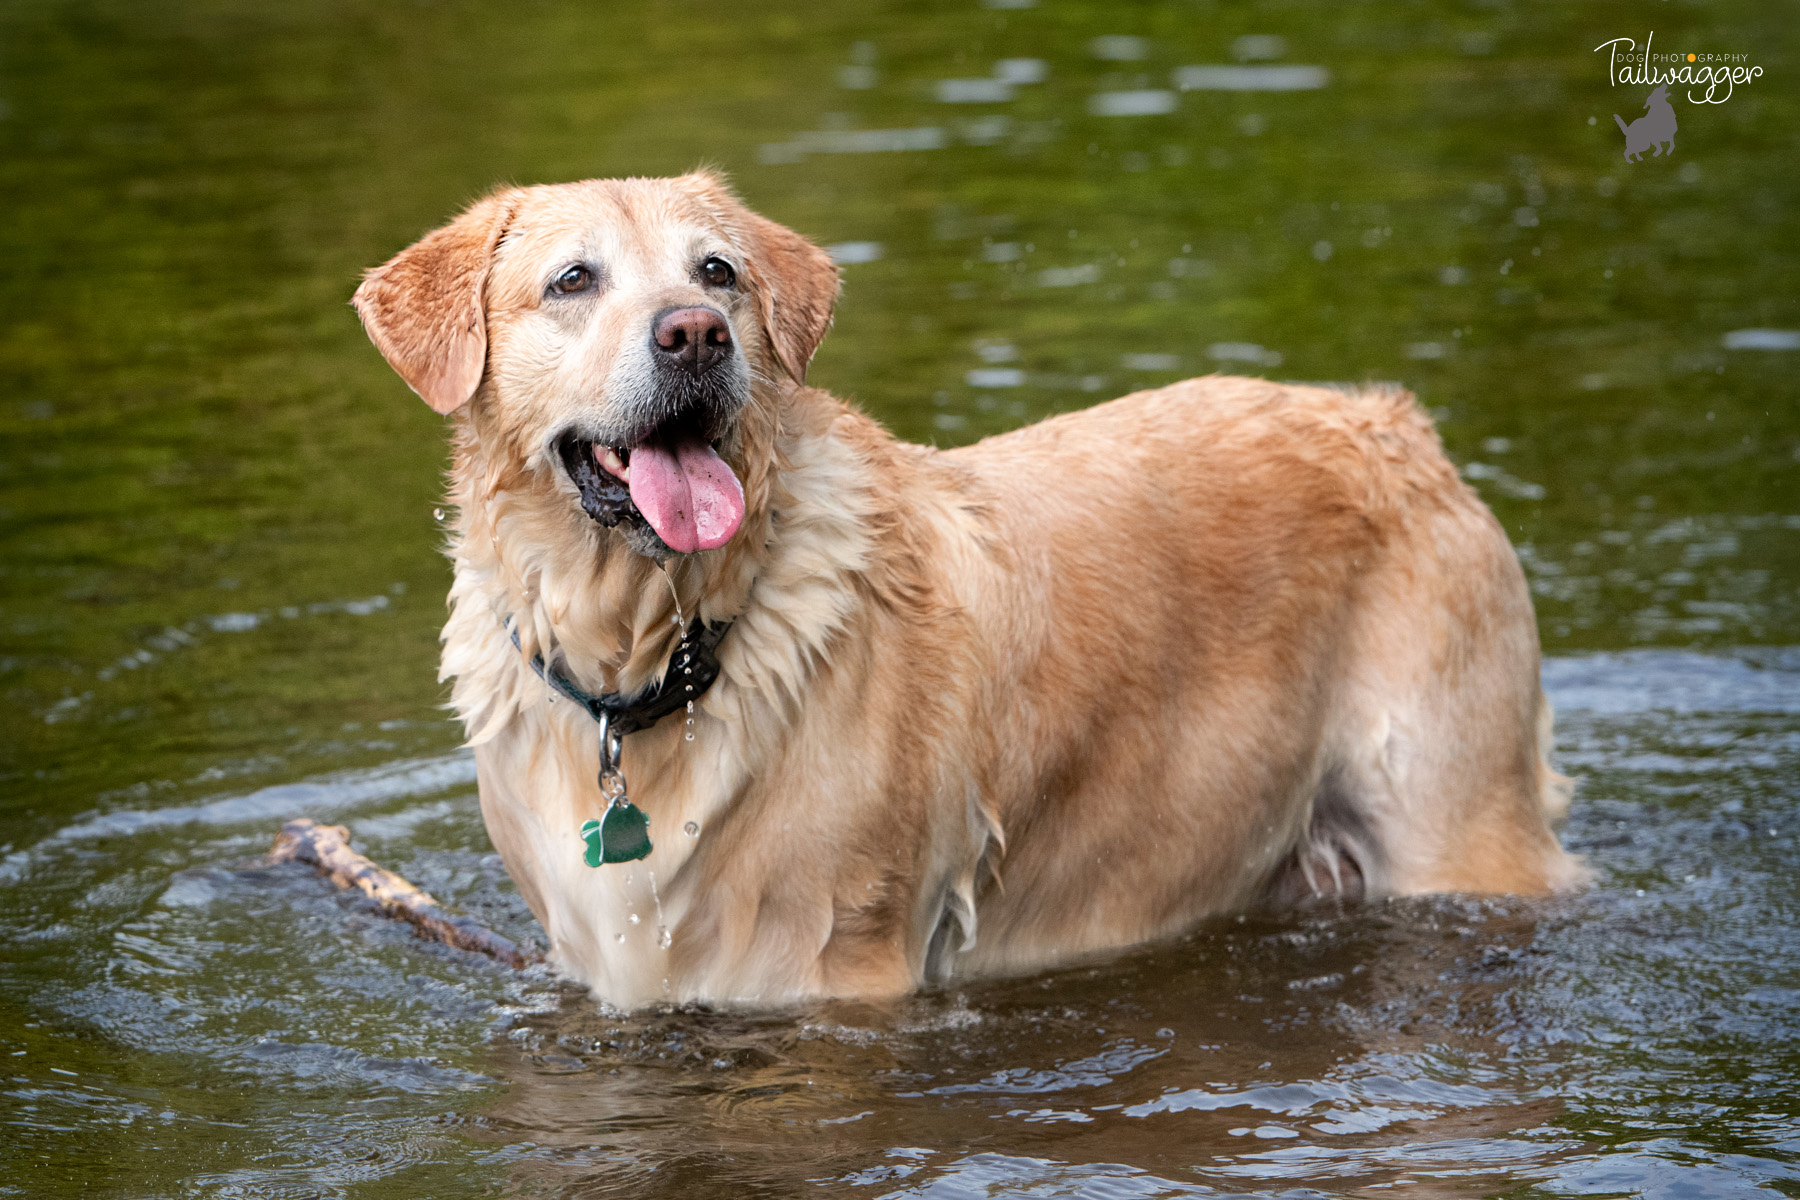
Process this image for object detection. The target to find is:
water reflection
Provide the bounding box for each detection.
[481,899,1582,1197]
[1,0,1796,1194]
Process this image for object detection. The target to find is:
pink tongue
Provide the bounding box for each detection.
[622,433,745,553]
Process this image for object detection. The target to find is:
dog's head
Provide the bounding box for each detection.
[1646,83,1670,109]
[353,172,839,558]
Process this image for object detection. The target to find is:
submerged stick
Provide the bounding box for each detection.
[269,817,540,969]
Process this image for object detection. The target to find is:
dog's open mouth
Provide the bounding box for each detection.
[557,419,745,554]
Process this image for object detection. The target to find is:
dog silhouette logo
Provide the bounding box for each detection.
[1615,83,1677,161]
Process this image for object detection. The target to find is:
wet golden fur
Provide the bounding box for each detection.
[354,173,1581,1009]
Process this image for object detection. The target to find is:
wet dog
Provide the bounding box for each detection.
[353,173,1582,1008]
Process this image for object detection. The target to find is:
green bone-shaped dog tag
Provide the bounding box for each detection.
[581,801,652,867]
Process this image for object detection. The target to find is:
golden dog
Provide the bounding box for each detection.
[353,173,1580,1008]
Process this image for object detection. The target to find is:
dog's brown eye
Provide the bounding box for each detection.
[699,256,736,289]
[550,264,594,296]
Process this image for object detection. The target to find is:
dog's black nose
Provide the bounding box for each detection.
[652,307,732,376]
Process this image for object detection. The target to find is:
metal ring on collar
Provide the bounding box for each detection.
[596,711,624,774]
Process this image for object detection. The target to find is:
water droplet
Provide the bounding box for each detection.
[432,507,445,522]
[659,561,685,627]
[686,699,695,712]
[658,928,672,949]
[628,912,640,924]
[615,932,625,943]
[646,870,668,943]
[685,731,695,742]
[684,821,699,836]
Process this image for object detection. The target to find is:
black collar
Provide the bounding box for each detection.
[509,618,731,737]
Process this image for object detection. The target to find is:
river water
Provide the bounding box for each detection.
[2,1,1796,1196]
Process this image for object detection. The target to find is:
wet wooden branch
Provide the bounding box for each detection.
[269,817,541,969]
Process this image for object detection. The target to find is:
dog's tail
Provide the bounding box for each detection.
[1613,114,1629,135]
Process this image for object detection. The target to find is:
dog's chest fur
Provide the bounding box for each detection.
[440,415,988,1006]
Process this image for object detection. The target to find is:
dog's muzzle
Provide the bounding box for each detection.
[555,307,749,556]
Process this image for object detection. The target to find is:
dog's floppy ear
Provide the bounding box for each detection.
[742,212,840,384]
[689,174,840,385]
[352,191,518,414]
